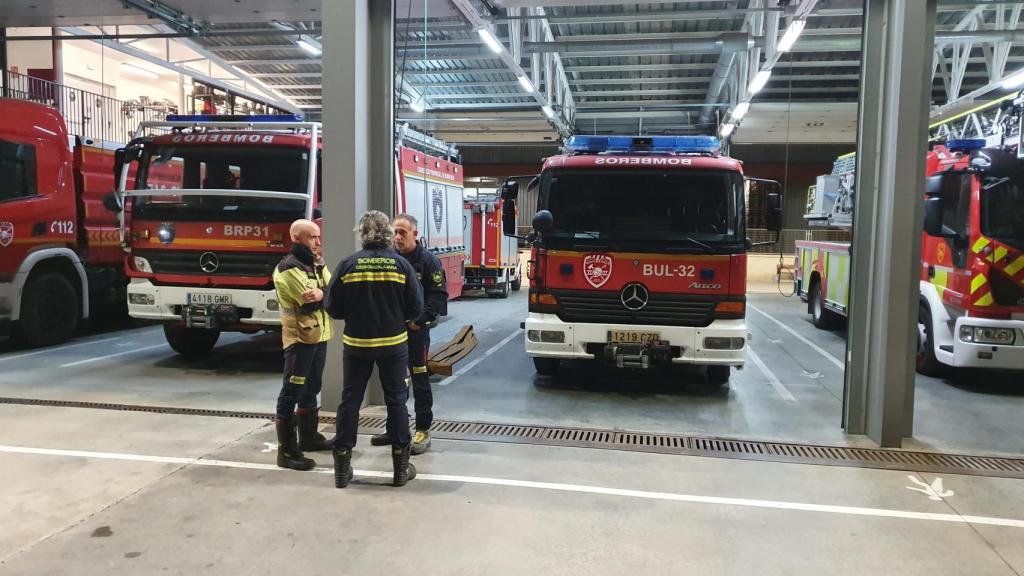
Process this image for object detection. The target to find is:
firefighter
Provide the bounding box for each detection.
[272,219,333,471]
[325,211,423,488]
[370,213,447,455]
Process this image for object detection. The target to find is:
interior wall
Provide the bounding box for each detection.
[5,27,53,72]
[61,41,180,106]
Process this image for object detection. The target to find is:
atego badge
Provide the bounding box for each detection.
[583,254,613,288]
[0,222,13,247]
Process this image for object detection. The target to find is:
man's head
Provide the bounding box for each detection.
[289,219,321,253]
[355,210,394,249]
[393,213,419,254]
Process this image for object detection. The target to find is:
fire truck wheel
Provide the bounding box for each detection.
[706,365,731,384]
[16,273,79,347]
[533,357,560,377]
[810,281,841,330]
[511,268,522,291]
[489,278,511,299]
[163,324,220,358]
[916,303,946,377]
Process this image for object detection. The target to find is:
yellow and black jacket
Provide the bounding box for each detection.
[273,244,333,349]
[324,244,423,358]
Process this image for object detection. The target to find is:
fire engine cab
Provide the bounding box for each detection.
[500,135,782,383]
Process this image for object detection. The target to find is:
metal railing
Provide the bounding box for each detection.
[749,228,852,255]
[2,70,175,145]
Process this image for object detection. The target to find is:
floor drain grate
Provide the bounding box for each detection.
[3,397,1021,479]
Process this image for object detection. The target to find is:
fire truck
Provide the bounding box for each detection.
[500,135,782,382]
[795,95,1024,375]
[463,193,522,298]
[0,98,178,347]
[113,115,465,357]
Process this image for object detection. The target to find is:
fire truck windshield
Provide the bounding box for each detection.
[542,169,744,252]
[982,175,1024,249]
[133,145,310,223]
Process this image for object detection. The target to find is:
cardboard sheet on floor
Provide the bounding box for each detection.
[427,325,477,376]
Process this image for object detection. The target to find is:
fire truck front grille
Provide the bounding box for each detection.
[136,250,282,278]
[551,290,717,327]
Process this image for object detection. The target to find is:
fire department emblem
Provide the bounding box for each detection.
[431,187,444,233]
[0,221,13,247]
[936,242,948,264]
[583,254,613,288]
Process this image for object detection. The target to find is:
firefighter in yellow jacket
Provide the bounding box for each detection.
[272,219,333,471]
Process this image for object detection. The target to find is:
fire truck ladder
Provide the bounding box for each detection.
[928,91,1023,148]
[395,122,459,161]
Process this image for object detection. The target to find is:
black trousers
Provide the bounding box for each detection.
[408,327,433,431]
[334,347,411,449]
[276,342,327,420]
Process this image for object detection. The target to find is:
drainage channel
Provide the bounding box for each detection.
[4,396,1024,479]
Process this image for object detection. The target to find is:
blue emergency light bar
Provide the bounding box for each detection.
[946,139,986,152]
[564,135,721,154]
[165,113,305,122]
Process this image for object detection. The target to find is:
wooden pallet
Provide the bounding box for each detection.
[427,325,477,377]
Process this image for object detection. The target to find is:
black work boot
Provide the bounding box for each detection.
[392,445,417,487]
[275,418,316,471]
[369,433,391,446]
[333,448,353,488]
[296,408,333,452]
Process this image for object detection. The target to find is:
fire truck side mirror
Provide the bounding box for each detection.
[925,174,944,195]
[102,190,123,213]
[533,210,554,234]
[923,197,944,237]
[766,191,783,233]
[500,179,519,200]
[502,199,518,237]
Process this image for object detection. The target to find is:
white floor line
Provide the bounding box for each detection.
[0,337,122,364]
[748,304,845,370]
[2,443,1023,529]
[746,347,798,403]
[439,329,522,386]
[60,343,167,368]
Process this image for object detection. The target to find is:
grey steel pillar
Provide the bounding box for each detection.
[1,28,7,99]
[843,0,937,447]
[320,0,395,411]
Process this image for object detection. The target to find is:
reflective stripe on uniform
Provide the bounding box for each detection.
[970,274,988,294]
[342,332,409,348]
[342,272,406,284]
[411,366,428,374]
[973,237,991,254]
[289,375,306,385]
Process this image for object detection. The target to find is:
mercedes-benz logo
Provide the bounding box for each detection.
[620,283,649,311]
[199,252,219,273]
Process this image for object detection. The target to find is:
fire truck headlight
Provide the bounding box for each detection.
[704,337,745,350]
[266,299,280,311]
[129,293,155,306]
[527,330,565,343]
[960,326,1015,345]
[133,257,153,273]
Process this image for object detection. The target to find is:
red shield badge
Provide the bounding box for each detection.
[0,222,13,248]
[583,253,613,288]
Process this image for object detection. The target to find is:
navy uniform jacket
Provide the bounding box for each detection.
[324,244,423,358]
[401,242,448,328]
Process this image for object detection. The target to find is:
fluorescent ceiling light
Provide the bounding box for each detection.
[719,122,736,138]
[477,28,504,54]
[542,105,555,118]
[732,101,751,121]
[410,99,426,113]
[297,38,322,56]
[748,70,772,96]
[777,20,806,53]
[518,75,534,92]
[1001,68,1024,90]
[120,62,159,80]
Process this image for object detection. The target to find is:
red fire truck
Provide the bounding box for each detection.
[114,115,465,356]
[500,135,781,382]
[0,98,178,347]
[463,194,522,298]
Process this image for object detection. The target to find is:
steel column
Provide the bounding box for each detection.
[844,0,937,447]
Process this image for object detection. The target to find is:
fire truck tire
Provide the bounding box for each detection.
[533,357,560,376]
[810,282,841,330]
[164,324,220,358]
[16,273,79,347]
[706,365,731,384]
[511,268,522,291]
[489,278,511,299]
[916,303,946,377]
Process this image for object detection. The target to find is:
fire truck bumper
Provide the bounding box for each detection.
[524,313,747,368]
[126,279,281,327]
[945,316,1024,370]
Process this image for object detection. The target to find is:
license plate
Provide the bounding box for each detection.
[187,293,231,305]
[608,330,661,344]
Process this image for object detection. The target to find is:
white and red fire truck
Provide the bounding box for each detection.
[462,193,522,298]
[500,135,782,382]
[795,95,1024,374]
[115,115,465,356]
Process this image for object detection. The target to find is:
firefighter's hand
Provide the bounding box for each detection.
[407,322,421,331]
[301,288,323,303]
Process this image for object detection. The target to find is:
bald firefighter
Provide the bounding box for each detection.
[325,211,423,488]
[272,219,333,471]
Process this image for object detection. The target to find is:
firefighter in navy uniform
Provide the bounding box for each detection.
[272,219,333,471]
[370,213,447,455]
[325,211,423,488]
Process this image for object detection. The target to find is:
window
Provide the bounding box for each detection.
[940,172,972,239]
[0,140,38,202]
